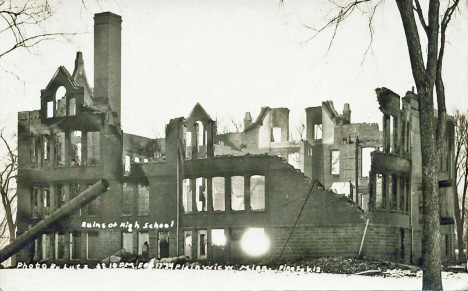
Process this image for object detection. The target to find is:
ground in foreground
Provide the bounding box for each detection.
[0,269,467,291]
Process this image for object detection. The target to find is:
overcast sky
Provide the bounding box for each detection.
[1,0,467,140]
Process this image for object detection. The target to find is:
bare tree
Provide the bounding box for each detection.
[0,129,17,250]
[282,0,463,289]
[230,116,243,133]
[454,110,468,263]
[0,0,78,61]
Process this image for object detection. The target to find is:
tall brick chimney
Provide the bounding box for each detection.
[94,12,122,123]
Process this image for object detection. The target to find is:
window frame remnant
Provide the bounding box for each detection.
[138,232,149,256]
[272,127,281,143]
[196,177,207,212]
[138,184,150,216]
[231,176,245,211]
[55,132,65,167]
[122,232,133,253]
[314,124,322,139]
[184,231,192,259]
[70,131,82,166]
[158,231,170,258]
[47,101,54,118]
[182,179,193,213]
[31,187,39,218]
[122,183,133,216]
[212,177,225,211]
[55,233,66,260]
[250,175,265,211]
[197,229,207,260]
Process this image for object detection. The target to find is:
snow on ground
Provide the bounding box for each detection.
[0,269,467,291]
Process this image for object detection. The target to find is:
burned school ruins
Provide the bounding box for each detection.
[13,12,456,265]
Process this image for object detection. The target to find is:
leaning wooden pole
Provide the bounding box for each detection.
[0,179,110,264]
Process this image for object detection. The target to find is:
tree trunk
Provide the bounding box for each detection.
[419,89,443,291]
[395,0,442,289]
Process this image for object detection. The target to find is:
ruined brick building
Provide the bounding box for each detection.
[15,12,455,265]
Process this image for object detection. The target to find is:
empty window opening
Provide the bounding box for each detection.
[331,150,340,175]
[54,132,65,166]
[138,184,150,216]
[70,231,81,260]
[56,185,65,209]
[55,233,66,260]
[43,188,51,211]
[86,232,99,260]
[182,179,193,213]
[272,127,281,142]
[158,231,169,259]
[389,116,394,153]
[34,237,41,261]
[308,148,313,156]
[47,101,54,118]
[68,98,76,116]
[55,86,67,117]
[135,157,140,163]
[43,137,50,162]
[122,232,133,253]
[122,183,133,216]
[361,147,374,177]
[70,131,82,166]
[30,135,37,166]
[375,174,384,209]
[42,233,51,260]
[196,121,204,146]
[184,231,192,259]
[186,132,192,147]
[231,176,245,211]
[144,158,148,163]
[391,175,398,211]
[124,155,131,173]
[212,177,225,211]
[211,229,226,246]
[250,175,265,211]
[70,184,81,216]
[196,177,207,212]
[399,177,406,212]
[314,124,322,139]
[138,232,149,256]
[198,230,207,260]
[87,131,100,166]
[31,187,38,218]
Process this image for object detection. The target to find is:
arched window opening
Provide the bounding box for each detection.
[55,86,67,117]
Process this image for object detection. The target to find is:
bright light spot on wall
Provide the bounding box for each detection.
[211,229,226,246]
[241,228,269,256]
